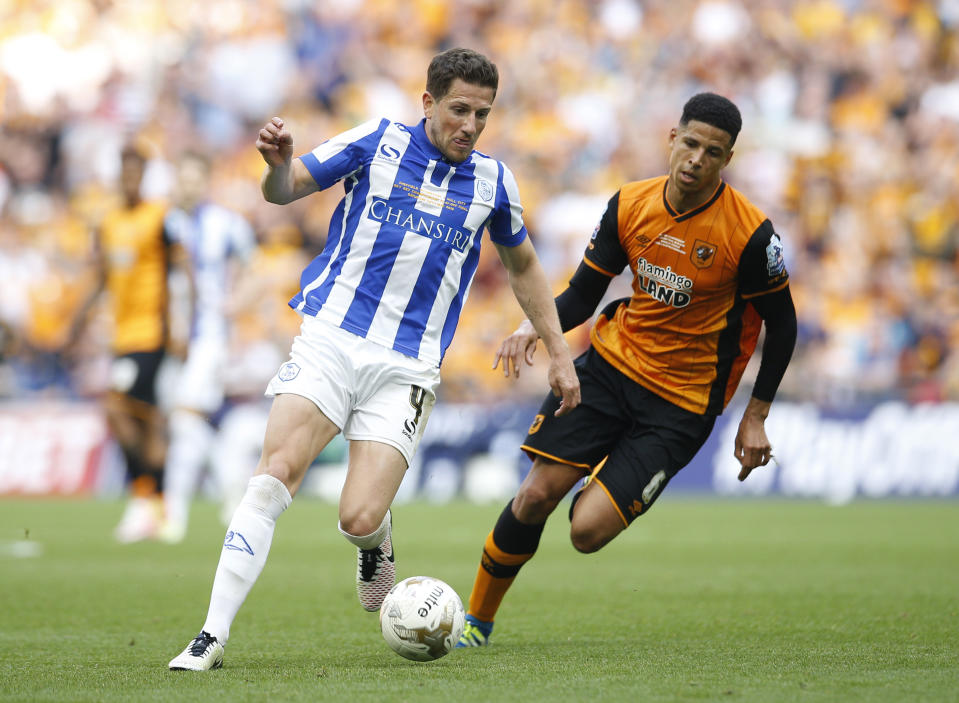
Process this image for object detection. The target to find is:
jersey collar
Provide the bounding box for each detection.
[663,179,727,222]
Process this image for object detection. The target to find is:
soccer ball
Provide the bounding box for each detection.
[379,576,465,662]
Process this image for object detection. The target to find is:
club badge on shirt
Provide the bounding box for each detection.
[278,362,301,382]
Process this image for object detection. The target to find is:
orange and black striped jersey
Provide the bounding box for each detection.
[98,200,171,354]
[584,176,789,415]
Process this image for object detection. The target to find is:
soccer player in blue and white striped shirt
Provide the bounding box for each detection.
[170,48,580,670]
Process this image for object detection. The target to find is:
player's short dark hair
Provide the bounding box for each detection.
[426,48,498,101]
[680,93,742,147]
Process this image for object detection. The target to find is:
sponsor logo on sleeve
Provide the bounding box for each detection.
[587,211,606,250]
[766,233,785,277]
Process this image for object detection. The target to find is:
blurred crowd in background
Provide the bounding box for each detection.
[1,0,958,411]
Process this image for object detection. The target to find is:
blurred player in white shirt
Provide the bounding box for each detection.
[160,151,255,543]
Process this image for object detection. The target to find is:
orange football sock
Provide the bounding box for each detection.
[467,500,546,623]
[468,529,535,622]
[130,475,158,498]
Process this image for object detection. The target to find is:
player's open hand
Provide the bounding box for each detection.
[256,117,294,168]
[492,319,539,379]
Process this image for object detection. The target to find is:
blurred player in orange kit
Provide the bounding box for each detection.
[67,142,190,543]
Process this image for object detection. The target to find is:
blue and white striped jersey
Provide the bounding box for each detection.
[293,117,528,366]
[165,203,255,342]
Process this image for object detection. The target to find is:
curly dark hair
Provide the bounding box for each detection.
[426,48,498,101]
[680,93,742,147]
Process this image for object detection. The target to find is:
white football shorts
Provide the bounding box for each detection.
[173,337,228,413]
[265,315,440,466]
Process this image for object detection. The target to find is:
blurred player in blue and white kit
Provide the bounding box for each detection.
[170,48,580,670]
[159,151,256,543]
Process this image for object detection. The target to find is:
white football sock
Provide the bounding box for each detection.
[164,409,215,528]
[338,510,391,550]
[201,474,292,644]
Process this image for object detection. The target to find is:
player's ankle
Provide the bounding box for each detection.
[465,614,493,635]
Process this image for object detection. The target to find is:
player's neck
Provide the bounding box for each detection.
[665,179,720,214]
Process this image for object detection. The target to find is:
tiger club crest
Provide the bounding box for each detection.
[691,239,716,269]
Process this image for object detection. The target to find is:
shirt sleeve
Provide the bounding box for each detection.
[555,261,614,331]
[738,219,790,299]
[583,191,629,277]
[486,161,528,247]
[297,117,387,191]
[749,287,797,402]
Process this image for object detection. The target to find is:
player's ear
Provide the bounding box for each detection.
[422,91,435,119]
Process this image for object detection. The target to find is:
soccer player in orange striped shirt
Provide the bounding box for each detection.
[457,93,797,647]
[66,143,190,543]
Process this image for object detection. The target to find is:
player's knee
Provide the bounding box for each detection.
[569,525,608,554]
[513,483,561,523]
[144,438,166,469]
[257,453,300,493]
[338,506,385,538]
[569,504,621,554]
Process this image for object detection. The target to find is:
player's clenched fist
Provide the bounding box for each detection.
[256,117,293,167]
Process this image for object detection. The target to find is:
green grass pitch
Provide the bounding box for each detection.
[0,497,956,702]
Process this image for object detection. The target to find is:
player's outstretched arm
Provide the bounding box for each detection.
[492,258,611,380]
[737,286,797,480]
[494,239,580,416]
[256,117,318,205]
